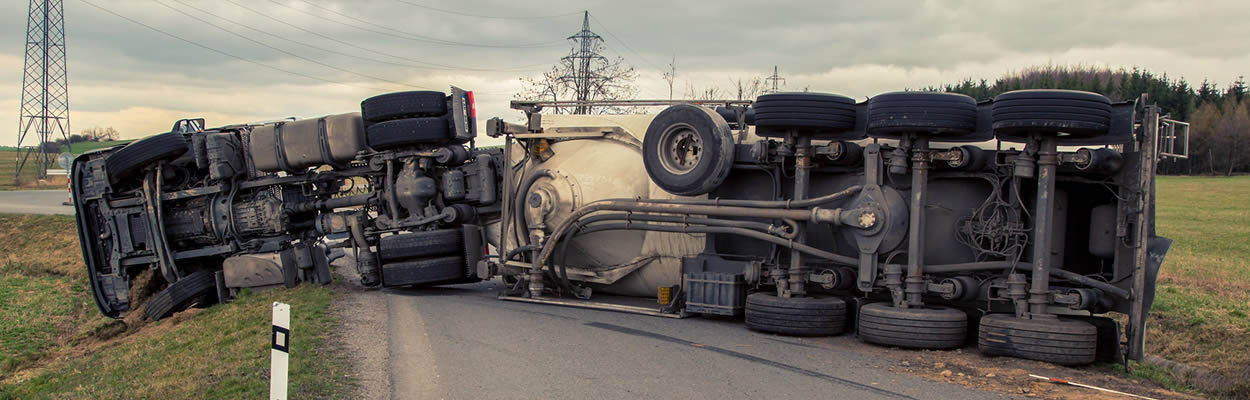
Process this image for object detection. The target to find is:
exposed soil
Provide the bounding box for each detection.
[120,269,165,331]
[3,307,202,385]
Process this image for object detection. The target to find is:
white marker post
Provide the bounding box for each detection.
[270,302,291,400]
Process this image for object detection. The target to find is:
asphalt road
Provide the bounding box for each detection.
[0,189,73,215]
[368,280,1010,400]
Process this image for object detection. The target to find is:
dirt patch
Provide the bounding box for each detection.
[2,268,189,385]
[120,270,165,331]
[3,306,201,385]
[865,345,1199,400]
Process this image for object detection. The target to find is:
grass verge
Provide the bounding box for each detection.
[1,286,352,399]
[0,214,353,398]
[1149,176,1250,397]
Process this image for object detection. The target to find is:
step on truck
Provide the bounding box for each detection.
[72,87,1187,366]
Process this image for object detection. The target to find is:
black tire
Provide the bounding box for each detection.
[366,117,450,149]
[642,104,736,196]
[866,92,978,139]
[744,292,846,336]
[361,91,447,123]
[144,271,218,321]
[978,313,1098,366]
[857,302,967,350]
[753,92,858,138]
[381,255,467,287]
[991,89,1112,141]
[106,132,189,185]
[379,229,462,261]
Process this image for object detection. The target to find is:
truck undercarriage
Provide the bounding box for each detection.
[72,87,1184,366]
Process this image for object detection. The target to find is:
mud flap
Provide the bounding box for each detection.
[1140,237,1172,318]
[1128,236,1172,361]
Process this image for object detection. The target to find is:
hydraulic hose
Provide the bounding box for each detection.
[640,185,863,208]
[551,213,801,289]
[571,213,798,239]
[505,244,541,262]
[531,198,846,273]
[919,261,1130,299]
[561,221,860,266]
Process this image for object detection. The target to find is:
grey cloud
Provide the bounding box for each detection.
[3,0,1248,144]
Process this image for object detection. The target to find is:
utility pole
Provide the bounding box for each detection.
[764,65,785,94]
[561,11,606,114]
[16,0,70,180]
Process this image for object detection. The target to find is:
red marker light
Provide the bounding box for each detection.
[467,91,476,119]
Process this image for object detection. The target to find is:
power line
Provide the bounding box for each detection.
[284,0,566,49]
[586,12,663,72]
[220,0,544,72]
[170,0,498,73]
[152,0,427,90]
[388,0,580,20]
[76,0,388,92]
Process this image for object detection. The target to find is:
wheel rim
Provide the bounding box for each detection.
[657,123,703,175]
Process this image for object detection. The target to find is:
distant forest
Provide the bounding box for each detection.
[926,65,1249,175]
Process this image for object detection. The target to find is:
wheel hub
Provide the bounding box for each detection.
[658,124,703,174]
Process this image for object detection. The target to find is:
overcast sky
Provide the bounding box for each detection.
[2,0,1249,146]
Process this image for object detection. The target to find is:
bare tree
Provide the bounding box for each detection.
[729,76,765,100]
[515,12,637,114]
[1216,101,1250,176]
[663,56,676,100]
[1189,102,1221,174]
[684,81,723,101]
[79,126,119,142]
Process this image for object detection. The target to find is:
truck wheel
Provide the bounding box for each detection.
[381,255,467,287]
[379,229,462,261]
[753,92,857,137]
[144,270,219,321]
[361,91,448,124]
[366,117,450,149]
[866,92,978,139]
[106,132,190,185]
[643,104,736,196]
[744,292,846,336]
[978,313,1097,365]
[991,89,1111,141]
[857,302,967,349]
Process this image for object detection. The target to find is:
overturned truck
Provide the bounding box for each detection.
[72,87,1186,366]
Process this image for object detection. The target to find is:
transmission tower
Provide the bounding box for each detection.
[15,0,70,180]
[764,65,785,94]
[561,11,606,114]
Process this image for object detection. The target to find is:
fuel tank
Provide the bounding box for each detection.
[249,112,367,173]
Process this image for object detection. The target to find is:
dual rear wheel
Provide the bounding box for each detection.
[743,295,1098,365]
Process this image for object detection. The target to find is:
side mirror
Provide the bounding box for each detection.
[172,118,206,133]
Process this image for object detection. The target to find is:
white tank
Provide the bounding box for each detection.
[491,114,708,296]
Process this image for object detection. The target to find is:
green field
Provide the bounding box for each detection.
[0,215,352,399]
[1147,176,1250,395]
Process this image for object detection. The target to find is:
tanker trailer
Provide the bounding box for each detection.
[481,90,1184,366]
